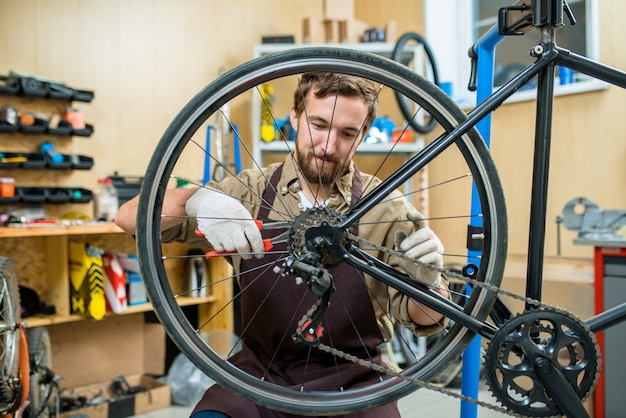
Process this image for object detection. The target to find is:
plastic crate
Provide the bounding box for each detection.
[109,173,143,206]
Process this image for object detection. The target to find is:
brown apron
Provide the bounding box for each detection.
[193,165,400,418]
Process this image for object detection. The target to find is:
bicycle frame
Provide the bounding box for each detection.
[470,4,626,335]
[340,6,626,416]
[339,0,626,340]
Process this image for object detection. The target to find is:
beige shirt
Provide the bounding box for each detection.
[162,154,446,340]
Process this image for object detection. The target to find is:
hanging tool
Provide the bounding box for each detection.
[210,69,229,182]
[204,122,242,182]
[203,68,242,183]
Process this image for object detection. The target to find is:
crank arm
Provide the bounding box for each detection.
[534,356,590,418]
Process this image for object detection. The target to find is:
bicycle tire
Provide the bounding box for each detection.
[25,327,56,418]
[0,256,22,414]
[136,47,507,415]
[392,32,440,134]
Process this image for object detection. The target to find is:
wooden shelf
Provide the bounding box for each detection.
[22,295,218,327]
[0,87,236,389]
[0,222,124,238]
[0,86,235,390]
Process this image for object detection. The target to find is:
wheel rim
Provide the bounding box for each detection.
[137,47,507,414]
[27,327,54,417]
[0,257,21,412]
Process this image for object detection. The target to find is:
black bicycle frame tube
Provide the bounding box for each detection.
[525,45,626,303]
[525,35,557,303]
[345,246,498,340]
[587,301,626,333]
[556,46,626,89]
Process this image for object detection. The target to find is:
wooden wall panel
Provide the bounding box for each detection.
[0,0,329,189]
[0,0,423,210]
[355,0,424,36]
[2,0,623,264]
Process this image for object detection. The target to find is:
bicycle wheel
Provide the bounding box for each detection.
[25,327,57,418]
[392,32,440,134]
[0,256,22,414]
[136,47,507,415]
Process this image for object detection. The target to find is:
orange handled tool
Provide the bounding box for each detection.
[195,219,290,259]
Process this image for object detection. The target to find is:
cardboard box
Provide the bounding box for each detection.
[385,20,398,43]
[324,19,340,43]
[134,375,171,414]
[324,0,354,20]
[117,253,147,306]
[59,374,170,418]
[338,19,368,43]
[303,17,325,44]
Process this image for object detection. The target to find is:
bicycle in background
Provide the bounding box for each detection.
[0,256,60,418]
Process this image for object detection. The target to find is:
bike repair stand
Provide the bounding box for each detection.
[461,20,502,418]
[559,197,626,418]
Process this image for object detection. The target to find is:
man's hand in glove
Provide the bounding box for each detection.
[394,211,444,287]
[185,187,264,259]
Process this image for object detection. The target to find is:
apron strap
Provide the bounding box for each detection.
[256,164,284,220]
[258,163,363,218]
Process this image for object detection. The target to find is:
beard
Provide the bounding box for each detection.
[295,145,342,185]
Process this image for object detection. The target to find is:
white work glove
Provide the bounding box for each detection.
[185,187,264,259]
[394,211,443,287]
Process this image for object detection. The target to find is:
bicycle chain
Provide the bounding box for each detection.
[291,232,600,418]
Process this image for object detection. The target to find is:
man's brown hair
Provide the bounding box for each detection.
[293,72,379,133]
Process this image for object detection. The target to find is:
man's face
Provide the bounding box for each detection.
[290,90,370,185]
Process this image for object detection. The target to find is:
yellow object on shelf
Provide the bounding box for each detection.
[1,156,27,163]
[68,241,106,320]
[260,83,275,142]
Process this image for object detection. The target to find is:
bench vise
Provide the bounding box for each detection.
[560,197,626,245]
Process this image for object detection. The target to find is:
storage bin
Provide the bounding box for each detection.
[110,173,143,206]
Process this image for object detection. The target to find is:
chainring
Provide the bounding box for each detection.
[483,309,600,417]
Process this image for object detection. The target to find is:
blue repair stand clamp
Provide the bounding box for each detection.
[461,26,501,418]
